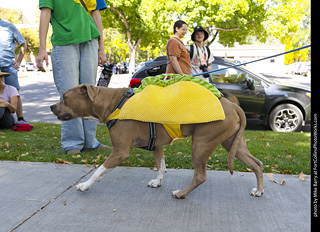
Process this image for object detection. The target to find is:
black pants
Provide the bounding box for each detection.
[0,108,16,129]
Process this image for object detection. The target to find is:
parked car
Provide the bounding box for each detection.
[298,62,311,76]
[25,62,37,71]
[288,62,311,75]
[130,56,311,132]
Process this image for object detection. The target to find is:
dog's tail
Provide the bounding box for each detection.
[228,103,246,175]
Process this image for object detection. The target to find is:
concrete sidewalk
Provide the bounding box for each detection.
[0,161,310,232]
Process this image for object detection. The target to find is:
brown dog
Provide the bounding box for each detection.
[50,84,264,198]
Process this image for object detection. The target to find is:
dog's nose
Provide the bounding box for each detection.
[50,104,56,111]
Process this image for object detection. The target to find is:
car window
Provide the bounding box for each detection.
[146,64,166,76]
[211,64,261,86]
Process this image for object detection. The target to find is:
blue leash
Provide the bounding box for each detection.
[191,44,311,77]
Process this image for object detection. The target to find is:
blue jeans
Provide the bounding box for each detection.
[1,64,20,89]
[51,39,100,151]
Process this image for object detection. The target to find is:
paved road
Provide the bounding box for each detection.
[18,71,131,124]
[262,72,310,88]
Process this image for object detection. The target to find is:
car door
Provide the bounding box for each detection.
[210,63,266,118]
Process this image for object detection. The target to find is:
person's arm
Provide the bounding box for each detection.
[91,10,106,66]
[0,96,18,114]
[13,42,27,70]
[36,7,51,72]
[169,55,184,75]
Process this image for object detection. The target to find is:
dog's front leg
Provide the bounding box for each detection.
[77,165,112,192]
[148,147,167,188]
[77,146,130,192]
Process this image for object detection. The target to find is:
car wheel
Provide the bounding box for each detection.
[269,104,303,132]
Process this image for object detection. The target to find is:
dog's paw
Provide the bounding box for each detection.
[172,190,185,199]
[250,188,264,197]
[148,179,162,188]
[76,182,90,192]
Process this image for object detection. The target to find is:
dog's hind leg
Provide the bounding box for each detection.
[76,146,130,192]
[222,136,264,197]
[148,147,167,188]
[172,138,218,199]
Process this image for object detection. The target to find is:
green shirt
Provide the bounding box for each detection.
[39,0,101,46]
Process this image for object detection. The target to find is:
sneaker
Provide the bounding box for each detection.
[96,143,111,150]
[82,143,110,152]
[65,149,81,155]
[16,119,28,124]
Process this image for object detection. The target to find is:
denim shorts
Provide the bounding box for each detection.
[0,64,20,89]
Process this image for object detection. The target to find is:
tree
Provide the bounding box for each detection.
[101,0,178,73]
[266,0,310,64]
[101,1,148,73]
[103,28,129,63]
[0,7,52,56]
[180,0,268,47]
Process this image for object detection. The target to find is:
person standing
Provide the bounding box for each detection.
[36,0,109,154]
[0,18,27,123]
[187,26,214,81]
[165,20,191,75]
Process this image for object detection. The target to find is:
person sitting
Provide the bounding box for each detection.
[0,71,19,129]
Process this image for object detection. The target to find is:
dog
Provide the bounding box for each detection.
[50,84,264,198]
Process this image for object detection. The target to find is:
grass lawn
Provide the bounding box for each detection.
[0,122,311,175]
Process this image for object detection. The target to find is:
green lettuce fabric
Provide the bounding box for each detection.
[133,74,222,98]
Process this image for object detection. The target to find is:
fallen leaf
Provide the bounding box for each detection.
[260,136,266,141]
[267,173,278,184]
[270,179,278,184]
[2,142,10,148]
[298,172,306,181]
[21,152,29,157]
[279,170,292,174]
[267,173,274,178]
[280,181,286,185]
[86,163,90,168]
[62,200,67,206]
[56,158,74,165]
[113,208,116,212]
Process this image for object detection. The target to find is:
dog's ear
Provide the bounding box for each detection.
[80,84,100,102]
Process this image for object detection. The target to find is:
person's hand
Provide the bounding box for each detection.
[98,52,107,66]
[36,49,49,72]
[13,61,21,70]
[0,99,9,108]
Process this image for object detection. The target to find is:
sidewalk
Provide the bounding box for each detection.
[0,161,311,232]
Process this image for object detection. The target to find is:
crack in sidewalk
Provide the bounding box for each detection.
[10,166,96,232]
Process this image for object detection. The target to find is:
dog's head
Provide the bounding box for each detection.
[50,84,100,121]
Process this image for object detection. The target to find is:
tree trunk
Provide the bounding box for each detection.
[111,6,142,75]
[128,48,136,74]
[127,38,142,74]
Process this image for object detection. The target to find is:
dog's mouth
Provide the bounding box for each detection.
[57,113,73,121]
